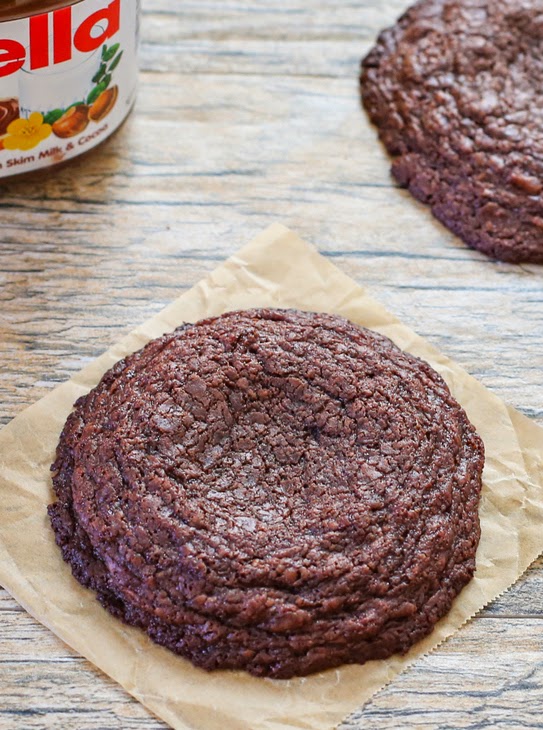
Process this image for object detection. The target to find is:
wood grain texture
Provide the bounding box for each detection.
[0,0,542,728]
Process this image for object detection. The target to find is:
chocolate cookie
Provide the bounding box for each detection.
[360,0,543,263]
[48,309,484,679]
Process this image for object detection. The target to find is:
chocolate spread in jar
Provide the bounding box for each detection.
[0,98,19,135]
[0,0,139,178]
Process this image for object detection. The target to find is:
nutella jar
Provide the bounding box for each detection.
[0,0,139,177]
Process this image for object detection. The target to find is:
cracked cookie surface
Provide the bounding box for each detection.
[49,308,484,678]
[360,0,543,263]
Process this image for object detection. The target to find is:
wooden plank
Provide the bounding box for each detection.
[139,0,412,79]
[344,617,543,729]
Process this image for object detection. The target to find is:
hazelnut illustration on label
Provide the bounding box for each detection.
[0,0,139,176]
[47,42,123,139]
[52,104,89,138]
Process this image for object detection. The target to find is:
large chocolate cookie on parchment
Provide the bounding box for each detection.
[360,0,543,263]
[49,309,484,679]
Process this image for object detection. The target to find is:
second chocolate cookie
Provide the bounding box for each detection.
[360,0,543,264]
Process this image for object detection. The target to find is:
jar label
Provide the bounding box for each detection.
[0,0,139,177]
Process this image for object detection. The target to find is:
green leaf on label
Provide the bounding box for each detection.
[43,109,64,126]
[103,42,120,62]
[102,73,112,89]
[108,51,123,73]
[101,44,109,61]
[92,64,107,84]
[87,81,108,105]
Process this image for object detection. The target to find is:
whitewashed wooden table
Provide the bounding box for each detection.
[1,1,542,728]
